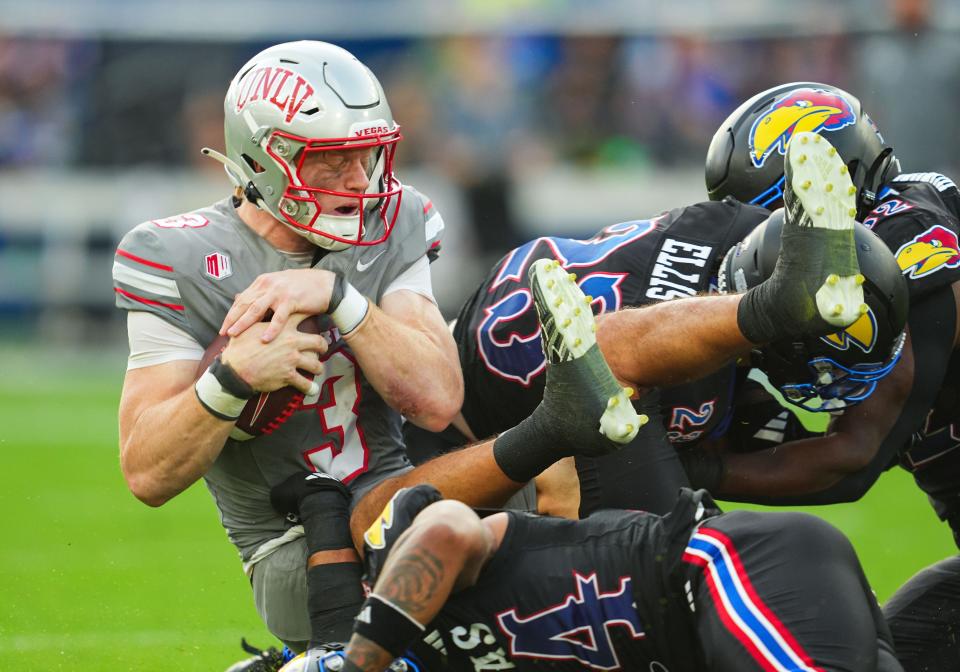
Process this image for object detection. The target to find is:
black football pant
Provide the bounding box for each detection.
[684,510,902,672]
[883,554,960,672]
[573,388,690,517]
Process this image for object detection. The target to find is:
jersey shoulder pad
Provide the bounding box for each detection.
[892,172,958,195]
[398,184,444,260]
[871,204,960,298]
[113,206,222,328]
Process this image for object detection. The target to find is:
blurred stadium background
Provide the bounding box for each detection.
[1,0,959,669]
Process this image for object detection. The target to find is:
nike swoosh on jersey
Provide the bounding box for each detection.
[356,250,386,272]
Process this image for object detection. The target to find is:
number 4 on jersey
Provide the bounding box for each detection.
[496,572,645,670]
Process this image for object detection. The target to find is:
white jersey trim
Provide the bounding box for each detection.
[893,172,957,192]
[113,262,181,298]
[425,211,444,241]
[126,311,204,370]
[382,254,436,304]
[242,524,305,577]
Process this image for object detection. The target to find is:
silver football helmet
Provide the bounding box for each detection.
[206,41,402,251]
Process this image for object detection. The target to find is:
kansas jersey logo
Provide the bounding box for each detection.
[895,225,960,279]
[821,306,877,353]
[749,88,856,168]
[496,572,644,670]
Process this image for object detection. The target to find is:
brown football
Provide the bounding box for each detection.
[196,315,325,441]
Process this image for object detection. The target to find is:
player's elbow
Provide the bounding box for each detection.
[120,452,173,507]
[125,476,172,507]
[817,443,882,503]
[400,384,463,432]
[416,502,491,575]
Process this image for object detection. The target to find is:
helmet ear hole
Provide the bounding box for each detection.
[242,154,265,174]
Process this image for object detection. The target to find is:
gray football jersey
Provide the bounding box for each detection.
[113,185,445,559]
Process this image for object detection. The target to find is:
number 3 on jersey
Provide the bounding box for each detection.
[478,221,654,386]
[301,349,370,483]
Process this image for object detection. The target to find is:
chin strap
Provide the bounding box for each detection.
[201,147,266,207]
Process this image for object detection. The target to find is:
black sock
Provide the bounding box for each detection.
[306,562,365,645]
[493,344,622,482]
[299,489,364,646]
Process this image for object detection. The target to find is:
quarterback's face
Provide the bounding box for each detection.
[298,146,377,216]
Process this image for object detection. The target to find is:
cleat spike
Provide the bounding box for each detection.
[562,318,571,327]
[574,308,581,316]
[591,323,597,333]
[826,273,839,286]
[801,180,811,190]
[815,206,824,215]
[848,207,858,217]
[847,185,856,195]
[814,134,822,143]
[825,183,833,192]
[798,154,807,163]
[828,146,837,156]
[554,298,563,308]
[840,165,849,175]
[608,396,619,408]
[573,338,582,347]
[623,387,634,397]
[624,424,635,436]
[584,295,593,304]
[832,304,844,316]
[547,279,555,289]
[855,273,865,286]
[859,303,869,315]
[800,136,809,144]
[568,273,577,281]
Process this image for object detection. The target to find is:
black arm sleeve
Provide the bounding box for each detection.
[744,285,956,505]
[724,370,819,453]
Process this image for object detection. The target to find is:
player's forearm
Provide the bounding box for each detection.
[717,439,864,501]
[120,391,232,506]
[596,295,750,388]
[345,504,491,669]
[347,305,463,431]
[342,634,395,672]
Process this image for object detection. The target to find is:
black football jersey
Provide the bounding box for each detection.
[409,497,712,672]
[861,173,960,537]
[454,199,771,444]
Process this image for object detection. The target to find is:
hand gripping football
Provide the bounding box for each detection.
[197,315,324,441]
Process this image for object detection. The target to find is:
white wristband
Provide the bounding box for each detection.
[195,369,248,420]
[330,281,370,335]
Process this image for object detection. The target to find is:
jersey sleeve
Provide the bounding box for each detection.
[126,310,204,370]
[112,224,190,331]
[421,194,445,262]
[382,254,436,304]
[871,179,960,303]
[725,373,817,452]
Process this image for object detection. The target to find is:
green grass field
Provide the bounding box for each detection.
[0,346,955,670]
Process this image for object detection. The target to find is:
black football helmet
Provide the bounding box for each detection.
[706,82,900,220]
[718,210,908,411]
